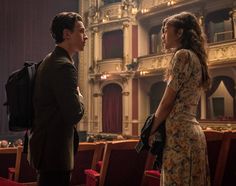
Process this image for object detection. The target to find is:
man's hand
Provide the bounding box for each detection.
[77,86,84,103]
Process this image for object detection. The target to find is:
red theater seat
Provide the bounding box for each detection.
[0,177,26,186]
[142,154,160,186]
[0,148,17,179]
[85,140,148,186]
[8,146,37,185]
[70,142,105,186]
[221,130,236,186]
[204,130,225,185]
[143,170,160,186]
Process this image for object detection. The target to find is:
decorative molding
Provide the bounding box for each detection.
[137,53,172,71]
[92,27,99,33]
[88,1,138,26]
[139,0,183,11]
[122,91,130,96]
[93,93,103,97]
[208,41,236,65]
[122,21,130,28]
[96,58,124,73]
[100,2,123,21]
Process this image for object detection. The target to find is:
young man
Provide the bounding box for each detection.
[29,12,88,186]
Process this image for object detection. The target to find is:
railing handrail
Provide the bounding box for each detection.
[214,30,233,42]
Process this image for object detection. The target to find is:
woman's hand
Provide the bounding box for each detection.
[148,133,156,147]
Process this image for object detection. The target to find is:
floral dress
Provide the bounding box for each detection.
[161,49,211,186]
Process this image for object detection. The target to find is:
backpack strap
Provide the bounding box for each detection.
[23,130,29,154]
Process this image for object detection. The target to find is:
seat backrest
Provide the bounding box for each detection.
[71,142,105,185]
[204,130,224,185]
[14,146,37,183]
[0,147,17,178]
[99,140,148,186]
[221,130,236,186]
[0,177,26,186]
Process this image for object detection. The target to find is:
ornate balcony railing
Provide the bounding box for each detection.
[208,40,236,66]
[137,53,172,72]
[96,58,124,74]
[99,2,123,21]
[137,40,236,72]
[139,0,183,11]
[213,30,233,43]
[88,1,138,25]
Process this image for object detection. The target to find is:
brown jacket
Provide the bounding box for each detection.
[29,46,84,171]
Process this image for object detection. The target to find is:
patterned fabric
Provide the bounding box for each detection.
[161,49,211,186]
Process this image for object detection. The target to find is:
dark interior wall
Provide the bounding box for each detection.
[0,0,78,136]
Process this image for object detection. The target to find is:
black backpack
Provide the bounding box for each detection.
[4,61,41,131]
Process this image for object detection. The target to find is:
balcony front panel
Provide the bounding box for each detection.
[140,0,187,11]
[97,58,123,73]
[138,54,172,72]
[138,40,236,71]
[208,40,236,66]
[99,2,123,21]
[140,0,169,10]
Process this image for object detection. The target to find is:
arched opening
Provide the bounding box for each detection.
[149,81,166,114]
[206,76,235,120]
[102,83,123,133]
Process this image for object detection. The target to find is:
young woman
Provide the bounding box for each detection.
[149,12,211,185]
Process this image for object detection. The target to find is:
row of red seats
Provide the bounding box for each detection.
[1,130,235,186]
[0,146,36,185]
[83,140,148,186]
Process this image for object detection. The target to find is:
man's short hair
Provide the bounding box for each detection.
[50,12,83,44]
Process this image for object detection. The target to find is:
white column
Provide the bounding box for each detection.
[200,90,207,119]
[93,27,99,63]
[231,9,236,39]
[93,83,102,132]
[123,22,130,66]
[79,0,83,15]
[122,90,130,134]
[122,78,133,135]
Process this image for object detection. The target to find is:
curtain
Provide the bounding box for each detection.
[102,30,123,59]
[102,84,122,133]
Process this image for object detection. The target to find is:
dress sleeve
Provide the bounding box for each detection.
[167,49,193,92]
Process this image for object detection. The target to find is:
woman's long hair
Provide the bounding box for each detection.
[163,12,210,90]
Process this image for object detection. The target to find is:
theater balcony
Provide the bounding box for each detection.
[96,58,124,74]
[88,1,138,27]
[136,0,202,22]
[137,39,236,75]
[99,2,123,21]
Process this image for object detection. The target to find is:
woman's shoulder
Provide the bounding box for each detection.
[172,49,191,65]
[174,49,200,64]
[175,49,192,58]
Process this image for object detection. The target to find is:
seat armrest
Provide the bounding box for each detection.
[96,161,103,173]
[145,170,160,177]
[84,169,100,186]
[8,167,15,180]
